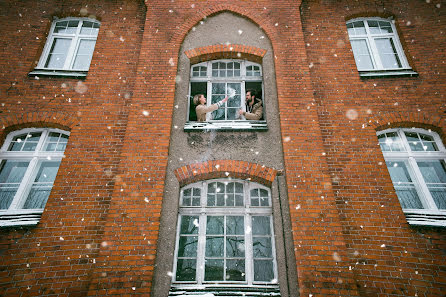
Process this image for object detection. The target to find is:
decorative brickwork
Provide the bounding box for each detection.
[185,44,267,64]
[174,160,277,187]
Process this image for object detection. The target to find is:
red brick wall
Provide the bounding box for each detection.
[301,0,446,296]
[0,0,146,296]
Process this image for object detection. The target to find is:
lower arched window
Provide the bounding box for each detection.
[377,128,446,226]
[171,179,279,293]
[0,128,69,226]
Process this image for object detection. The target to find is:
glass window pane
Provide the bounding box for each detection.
[45,38,72,69]
[387,162,423,209]
[0,160,30,209]
[177,236,198,257]
[73,39,96,70]
[375,38,402,69]
[180,216,199,234]
[350,39,374,70]
[347,21,366,36]
[226,216,244,235]
[378,21,393,33]
[226,237,245,257]
[260,189,269,206]
[405,132,423,151]
[418,161,446,209]
[252,216,271,235]
[368,20,380,34]
[176,259,196,281]
[254,260,274,282]
[205,236,224,257]
[253,237,272,258]
[226,259,245,281]
[34,161,61,182]
[206,216,224,235]
[205,259,224,281]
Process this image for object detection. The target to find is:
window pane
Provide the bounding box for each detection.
[177,236,198,257]
[387,161,423,209]
[176,259,196,281]
[375,38,402,69]
[80,21,99,36]
[405,132,424,151]
[205,236,224,257]
[54,20,78,34]
[226,237,245,257]
[180,216,199,234]
[254,260,274,282]
[350,39,374,70]
[418,161,446,209]
[206,216,224,235]
[45,38,72,69]
[347,21,366,36]
[23,161,61,209]
[253,237,272,258]
[252,216,271,235]
[378,21,393,33]
[367,20,380,34]
[0,161,30,209]
[226,259,245,281]
[226,216,244,235]
[205,259,224,281]
[73,39,96,70]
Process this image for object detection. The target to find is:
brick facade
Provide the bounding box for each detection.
[0,0,444,296]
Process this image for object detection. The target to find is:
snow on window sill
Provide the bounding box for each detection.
[404,210,446,227]
[169,284,280,296]
[184,121,268,132]
[0,210,43,227]
[359,69,418,78]
[29,69,88,78]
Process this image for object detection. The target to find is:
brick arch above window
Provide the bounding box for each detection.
[0,111,80,141]
[367,111,445,142]
[185,44,267,64]
[169,7,277,53]
[174,160,278,187]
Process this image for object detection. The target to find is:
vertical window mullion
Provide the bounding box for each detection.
[8,157,39,210]
[409,157,439,210]
[407,157,438,210]
[196,213,206,284]
[206,80,212,121]
[65,21,82,69]
[245,213,254,285]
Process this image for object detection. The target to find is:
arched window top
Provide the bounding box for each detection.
[347,17,394,36]
[3,128,70,153]
[52,17,100,36]
[377,128,445,153]
[180,179,271,208]
[191,60,262,80]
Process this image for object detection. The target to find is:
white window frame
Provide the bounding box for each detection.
[31,17,100,77]
[186,59,266,131]
[171,179,279,290]
[0,128,69,226]
[347,17,414,76]
[377,128,446,226]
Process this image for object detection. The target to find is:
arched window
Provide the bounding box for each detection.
[31,17,100,77]
[346,18,415,77]
[377,128,446,226]
[187,59,265,130]
[171,179,279,294]
[0,128,69,226]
